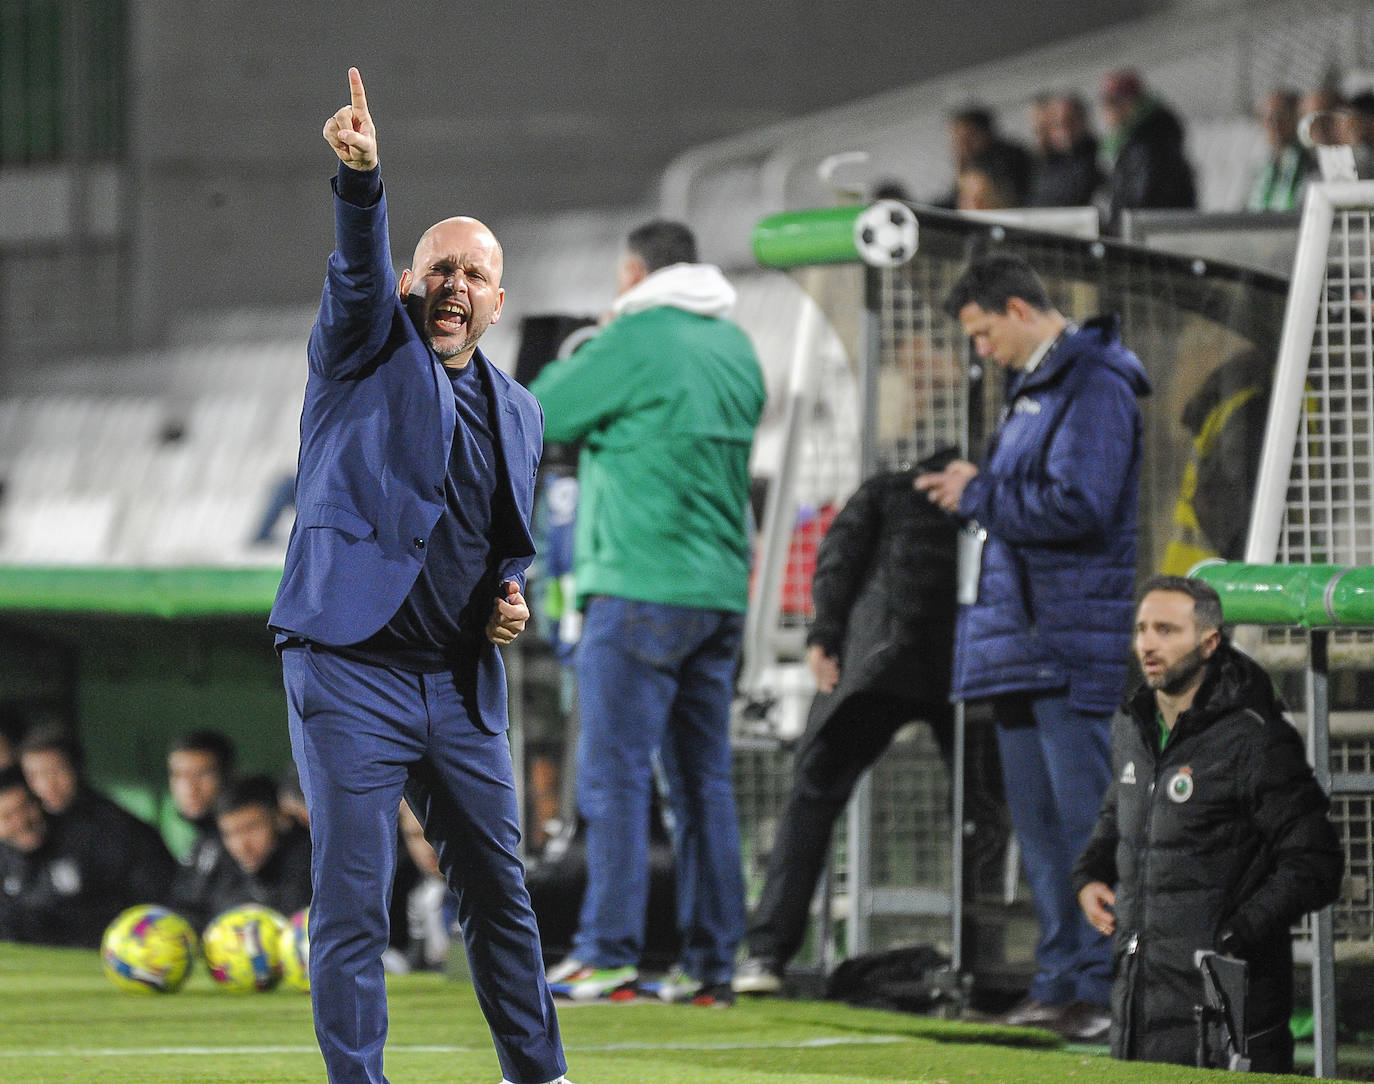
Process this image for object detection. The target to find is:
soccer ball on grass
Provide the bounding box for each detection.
[202,904,287,992]
[280,907,311,992]
[101,904,199,994]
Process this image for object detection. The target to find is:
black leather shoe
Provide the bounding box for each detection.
[1054,1000,1112,1043]
[992,996,1065,1028]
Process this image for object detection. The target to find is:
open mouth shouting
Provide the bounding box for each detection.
[432,299,469,337]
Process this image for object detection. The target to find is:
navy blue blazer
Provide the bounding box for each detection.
[271,177,541,731]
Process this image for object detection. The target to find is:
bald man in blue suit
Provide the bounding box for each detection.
[269,68,570,1084]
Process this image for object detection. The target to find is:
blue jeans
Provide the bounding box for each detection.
[572,596,747,984]
[283,646,565,1084]
[993,691,1113,1006]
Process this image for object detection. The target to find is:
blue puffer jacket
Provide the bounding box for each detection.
[953,315,1151,714]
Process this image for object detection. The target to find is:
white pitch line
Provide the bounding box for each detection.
[1,1035,914,1058]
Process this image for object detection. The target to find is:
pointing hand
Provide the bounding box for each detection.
[323,67,378,171]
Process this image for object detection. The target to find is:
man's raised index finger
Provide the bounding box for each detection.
[348,66,369,116]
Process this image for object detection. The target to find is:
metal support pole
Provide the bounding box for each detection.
[949,700,966,975]
[737,280,825,696]
[847,771,873,956]
[1307,629,1338,1079]
[844,271,883,962]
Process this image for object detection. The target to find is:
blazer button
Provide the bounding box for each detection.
[413,537,425,549]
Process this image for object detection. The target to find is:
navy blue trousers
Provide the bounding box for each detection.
[283,645,566,1084]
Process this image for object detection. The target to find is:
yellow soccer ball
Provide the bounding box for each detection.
[280,907,311,992]
[101,904,199,994]
[202,904,287,993]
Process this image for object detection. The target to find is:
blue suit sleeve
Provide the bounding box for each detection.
[961,370,1138,545]
[307,164,400,381]
[497,393,544,594]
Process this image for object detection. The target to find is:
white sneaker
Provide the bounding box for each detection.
[552,963,638,1001]
[731,956,783,995]
[544,957,585,984]
[645,966,699,1003]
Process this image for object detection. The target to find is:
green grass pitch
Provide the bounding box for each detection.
[0,943,1333,1082]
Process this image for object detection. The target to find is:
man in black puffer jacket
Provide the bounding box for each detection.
[734,447,1006,995]
[1073,575,1343,1072]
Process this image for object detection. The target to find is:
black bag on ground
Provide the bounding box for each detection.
[824,944,951,1013]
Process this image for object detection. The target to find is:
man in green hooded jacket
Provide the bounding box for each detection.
[530,220,766,1004]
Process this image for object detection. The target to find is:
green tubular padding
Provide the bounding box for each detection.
[1189,562,1374,628]
[752,206,865,268]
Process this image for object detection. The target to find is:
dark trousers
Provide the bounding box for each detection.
[283,645,566,1084]
[993,691,1112,1006]
[745,691,957,969]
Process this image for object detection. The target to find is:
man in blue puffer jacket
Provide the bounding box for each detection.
[917,253,1150,1041]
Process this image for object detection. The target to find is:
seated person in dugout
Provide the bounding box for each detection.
[166,729,240,929]
[0,765,174,947]
[209,773,312,920]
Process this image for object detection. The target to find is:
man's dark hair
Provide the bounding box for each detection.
[0,764,31,798]
[942,253,1055,318]
[215,773,280,820]
[1139,573,1226,633]
[169,730,237,779]
[626,220,697,273]
[17,723,84,775]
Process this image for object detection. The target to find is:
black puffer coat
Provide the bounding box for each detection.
[805,449,958,709]
[1072,642,1343,1070]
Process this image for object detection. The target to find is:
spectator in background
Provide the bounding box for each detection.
[916,254,1150,1043]
[0,704,27,770]
[733,447,1008,996]
[1096,69,1196,233]
[1031,93,1104,208]
[209,773,312,919]
[277,761,309,828]
[1350,91,1374,178]
[398,799,459,972]
[166,730,238,929]
[18,724,173,863]
[530,219,766,1006]
[1245,89,1316,211]
[1029,93,1055,165]
[16,724,86,819]
[957,165,1016,211]
[0,766,174,946]
[938,106,1034,208]
[871,179,913,203]
[1300,84,1342,121]
[1074,576,1342,1071]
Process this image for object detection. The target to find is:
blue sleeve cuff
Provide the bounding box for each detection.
[333,163,381,208]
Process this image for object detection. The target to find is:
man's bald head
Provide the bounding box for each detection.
[398,216,506,368]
